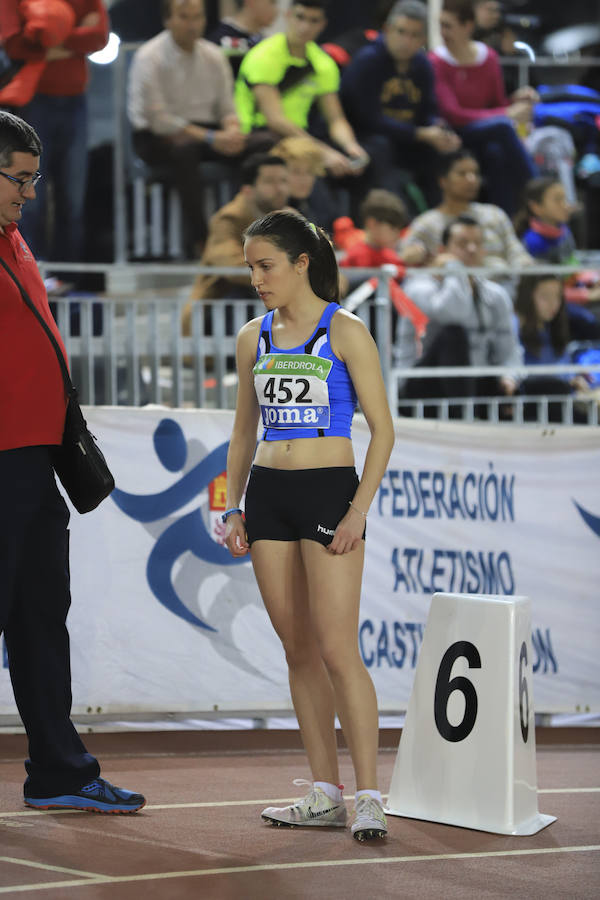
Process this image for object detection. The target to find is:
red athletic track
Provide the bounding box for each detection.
[1,728,598,899]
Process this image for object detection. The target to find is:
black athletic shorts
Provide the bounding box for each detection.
[245,465,365,547]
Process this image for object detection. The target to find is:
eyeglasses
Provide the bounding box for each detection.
[0,170,42,195]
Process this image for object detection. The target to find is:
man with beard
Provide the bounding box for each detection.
[182,152,290,333]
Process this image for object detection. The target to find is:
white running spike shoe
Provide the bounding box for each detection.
[351,795,388,841]
[261,780,347,828]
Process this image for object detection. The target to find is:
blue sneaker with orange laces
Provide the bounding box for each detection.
[24,777,145,814]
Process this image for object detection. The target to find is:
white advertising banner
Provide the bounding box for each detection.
[1,408,599,716]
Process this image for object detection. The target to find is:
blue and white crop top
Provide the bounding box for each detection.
[253,302,357,441]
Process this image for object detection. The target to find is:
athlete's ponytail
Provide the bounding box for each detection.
[244,210,340,303]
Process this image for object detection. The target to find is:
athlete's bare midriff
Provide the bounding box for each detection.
[253,435,355,470]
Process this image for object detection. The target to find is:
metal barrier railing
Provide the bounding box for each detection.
[55,294,264,408]
[52,275,600,425]
[44,260,599,393]
[391,364,600,426]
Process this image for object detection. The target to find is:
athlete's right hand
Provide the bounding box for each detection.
[224,515,250,557]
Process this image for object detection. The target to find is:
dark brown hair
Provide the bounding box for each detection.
[515,274,569,357]
[0,111,41,168]
[244,210,340,302]
[442,0,476,24]
[360,189,408,229]
[513,175,561,236]
[441,213,480,246]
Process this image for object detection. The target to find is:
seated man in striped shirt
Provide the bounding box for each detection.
[128,0,249,258]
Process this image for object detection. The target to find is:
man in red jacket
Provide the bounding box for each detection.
[0,111,145,813]
[2,0,108,269]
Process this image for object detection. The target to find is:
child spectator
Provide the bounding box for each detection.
[340,189,429,358]
[339,189,408,270]
[515,176,576,264]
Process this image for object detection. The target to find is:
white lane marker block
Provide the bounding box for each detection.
[386,592,557,835]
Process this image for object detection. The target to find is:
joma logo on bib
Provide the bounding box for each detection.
[262,405,329,428]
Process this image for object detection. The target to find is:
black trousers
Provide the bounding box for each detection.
[357,133,442,210]
[0,446,100,798]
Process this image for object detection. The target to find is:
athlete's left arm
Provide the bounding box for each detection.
[328,310,395,554]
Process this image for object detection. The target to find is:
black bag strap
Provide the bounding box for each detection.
[0,255,75,401]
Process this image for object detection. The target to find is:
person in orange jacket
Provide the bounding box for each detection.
[2,0,109,269]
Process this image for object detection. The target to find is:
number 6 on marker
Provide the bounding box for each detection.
[519,641,529,743]
[434,641,482,742]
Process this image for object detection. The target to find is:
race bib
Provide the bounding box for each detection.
[254,353,333,429]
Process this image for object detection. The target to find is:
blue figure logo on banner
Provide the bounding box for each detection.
[112,418,246,633]
[573,500,600,538]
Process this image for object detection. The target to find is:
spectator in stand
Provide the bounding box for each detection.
[429,0,537,217]
[339,189,428,341]
[340,0,460,207]
[207,0,278,78]
[400,214,522,411]
[401,148,533,270]
[472,0,501,36]
[472,0,534,98]
[235,0,369,181]
[514,273,599,421]
[128,0,248,259]
[471,4,579,205]
[514,175,600,305]
[515,273,600,366]
[182,151,289,332]
[514,175,577,264]
[270,135,336,228]
[1,0,109,271]
[340,189,408,270]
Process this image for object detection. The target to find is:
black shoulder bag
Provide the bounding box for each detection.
[0,257,115,513]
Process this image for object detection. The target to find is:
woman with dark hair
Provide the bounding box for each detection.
[429,0,537,216]
[515,273,570,366]
[515,273,595,421]
[223,209,394,842]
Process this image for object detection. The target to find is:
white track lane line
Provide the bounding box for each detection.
[0,845,599,894]
[0,858,101,878]
[0,786,598,818]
